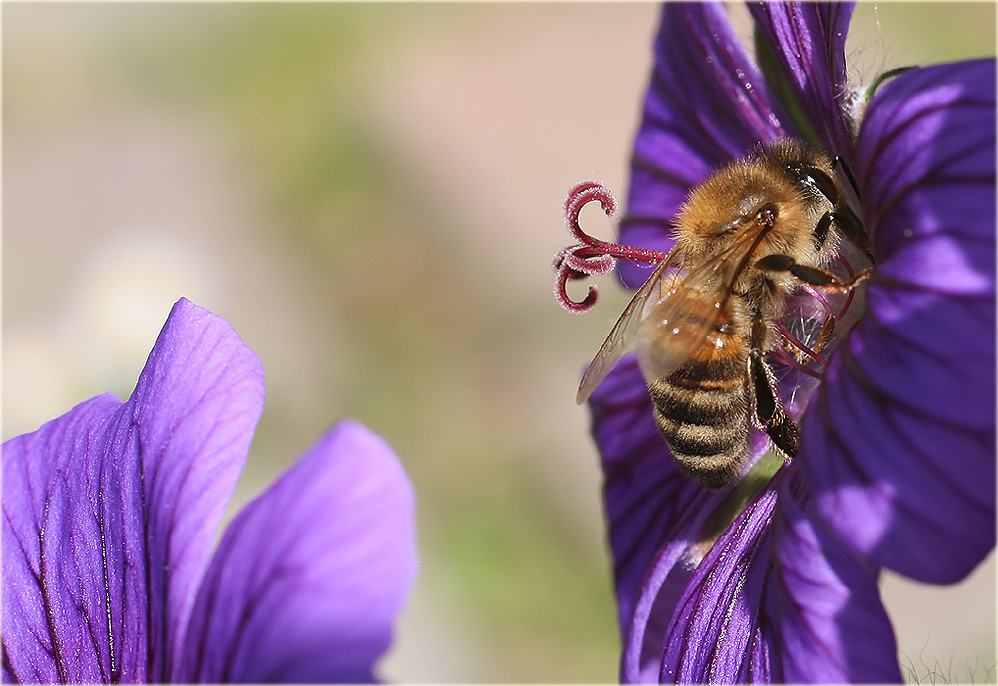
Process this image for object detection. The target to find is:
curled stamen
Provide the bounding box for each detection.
[565,180,618,240]
[553,180,669,313]
[552,244,614,313]
[554,263,599,313]
[558,248,616,277]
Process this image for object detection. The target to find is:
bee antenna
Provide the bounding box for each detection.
[831,156,862,200]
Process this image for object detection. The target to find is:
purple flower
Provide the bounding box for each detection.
[555,3,994,683]
[2,297,417,683]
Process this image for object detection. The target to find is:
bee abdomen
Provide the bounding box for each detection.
[648,356,750,489]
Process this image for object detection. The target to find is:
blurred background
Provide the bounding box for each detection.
[3,3,994,682]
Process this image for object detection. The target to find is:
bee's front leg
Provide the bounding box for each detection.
[753,254,871,291]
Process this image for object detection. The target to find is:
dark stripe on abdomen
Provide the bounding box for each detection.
[647,352,751,488]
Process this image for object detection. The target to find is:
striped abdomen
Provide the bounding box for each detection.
[648,324,751,489]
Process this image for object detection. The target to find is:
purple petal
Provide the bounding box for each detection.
[177,420,417,683]
[769,472,902,682]
[1,297,264,683]
[590,358,715,641]
[749,2,856,159]
[656,476,780,683]
[803,60,996,582]
[2,395,147,683]
[131,298,265,678]
[619,3,787,290]
[647,469,902,683]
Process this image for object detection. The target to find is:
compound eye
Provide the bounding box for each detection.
[789,162,839,206]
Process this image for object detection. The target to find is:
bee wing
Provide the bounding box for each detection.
[576,249,683,404]
[635,226,765,382]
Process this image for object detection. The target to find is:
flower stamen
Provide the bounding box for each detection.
[553,180,669,313]
[776,320,828,373]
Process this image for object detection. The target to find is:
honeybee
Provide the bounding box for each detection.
[577,139,871,489]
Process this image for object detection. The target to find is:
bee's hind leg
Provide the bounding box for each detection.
[749,344,799,460]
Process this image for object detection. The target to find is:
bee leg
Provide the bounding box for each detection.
[754,254,871,291]
[749,346,799,458]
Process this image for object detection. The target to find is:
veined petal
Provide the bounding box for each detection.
[769,472,901,682]
[657,476,780,684]
[177,420,417,683]
[620,2,787,290]
[131,297,266,678]
[749,2,855,159]
[860,59,996,277]
[590,358,716,641]
[2,396,147,683]
[650,469,902,684]
[2,297,265,683]
[804,60,996,582]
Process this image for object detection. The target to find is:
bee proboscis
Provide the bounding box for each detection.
[576,139,871,488]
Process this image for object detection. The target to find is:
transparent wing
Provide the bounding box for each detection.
[575,249,683,404]
[634,226,768,383]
